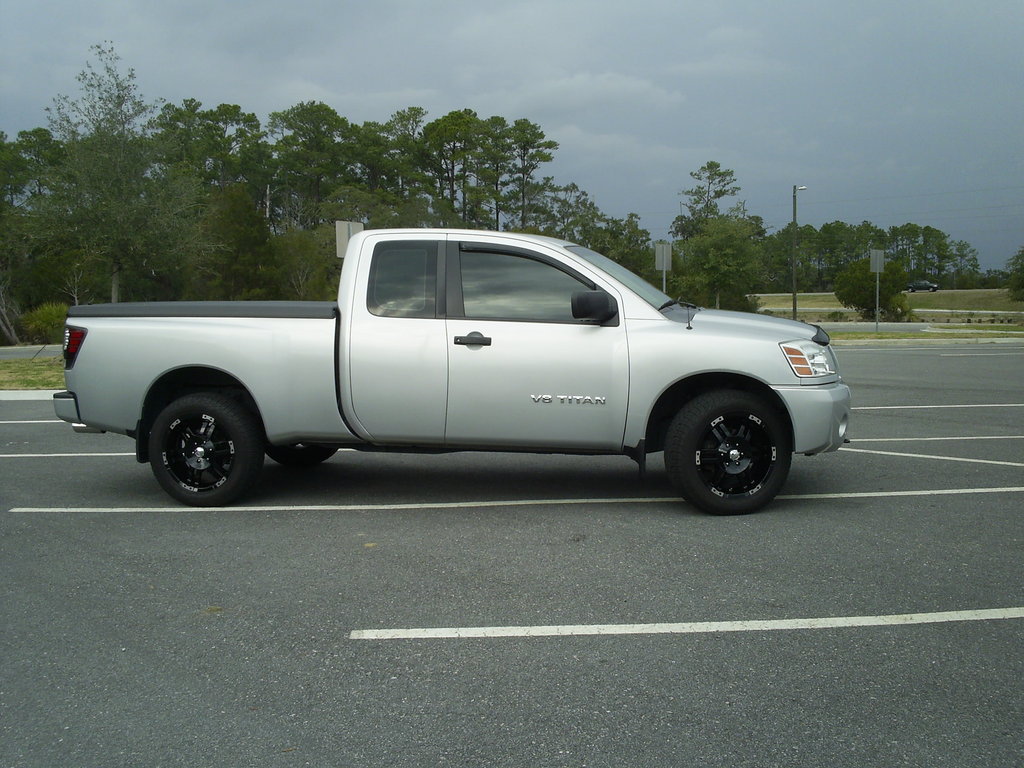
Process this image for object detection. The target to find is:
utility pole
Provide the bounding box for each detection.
[791,185,806,321]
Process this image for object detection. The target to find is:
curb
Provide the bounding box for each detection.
[0,390,63,401]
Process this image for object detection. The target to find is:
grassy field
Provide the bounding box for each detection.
[831,328,1024,340]
[756,289,1024,313]
[0,357,66,390]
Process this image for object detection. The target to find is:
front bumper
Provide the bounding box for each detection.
[772,380,851,454]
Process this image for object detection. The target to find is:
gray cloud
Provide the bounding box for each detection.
[2,0,1021,268]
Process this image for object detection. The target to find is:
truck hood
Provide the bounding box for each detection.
[664,305,828,344]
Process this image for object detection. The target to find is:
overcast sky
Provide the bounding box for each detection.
[3,0,1022,270]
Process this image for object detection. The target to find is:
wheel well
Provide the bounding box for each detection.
[135,367,265,463]
[643,373,792,454]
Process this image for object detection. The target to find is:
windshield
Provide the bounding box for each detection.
[566,245,673,310]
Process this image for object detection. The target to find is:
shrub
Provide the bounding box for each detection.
[1008,246,1024,302]
[834,258,908,321]
[21,302,69,344]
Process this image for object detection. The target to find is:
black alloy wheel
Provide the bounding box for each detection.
[665,390,792,515]
[148,392,264,506]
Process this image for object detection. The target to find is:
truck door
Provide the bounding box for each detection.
[444,242,629,451]
[345,238,448,443]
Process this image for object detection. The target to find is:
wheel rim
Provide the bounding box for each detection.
[161,413,235,493]
[694,411,778,498]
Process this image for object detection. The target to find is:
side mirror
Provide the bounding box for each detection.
[571,290,618,325]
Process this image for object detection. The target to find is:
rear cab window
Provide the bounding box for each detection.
[366,241,440,318]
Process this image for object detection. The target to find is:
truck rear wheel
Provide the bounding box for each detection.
[148,392,264,506]
[664,390,792,515]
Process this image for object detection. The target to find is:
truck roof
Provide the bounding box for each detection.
[355,228,575,249]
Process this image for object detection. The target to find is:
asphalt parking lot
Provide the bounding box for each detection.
[2,342,1022,767]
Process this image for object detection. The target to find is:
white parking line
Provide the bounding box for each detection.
[779,486,1024,500]
[854,436,1024,442]
[10,486,1024,513]
[853,403,1024,410]
[0,452,134,458]
[349,607,1024,640]
[842,447,1024,468]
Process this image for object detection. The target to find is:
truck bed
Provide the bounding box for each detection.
[67,301,338,319]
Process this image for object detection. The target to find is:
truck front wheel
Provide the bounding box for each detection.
[664,390,792,515]
[148,393,264,506]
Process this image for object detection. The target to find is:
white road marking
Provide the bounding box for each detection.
[10,486,1024,513]
[853,403,1024,410]
[0,452,135,458]
[349,607,1024,641]
[0,420,63,424]
[853,435,1024,442]
[11,498,679,513]
[777,487,1024,499]
[842,447,1024,468]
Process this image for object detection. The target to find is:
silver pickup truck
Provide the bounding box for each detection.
[55,228,850,514]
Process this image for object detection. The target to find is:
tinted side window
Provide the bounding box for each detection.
[460,251,587,322]
[367,242,438,318]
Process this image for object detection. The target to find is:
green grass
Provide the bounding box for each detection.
[757,292,844,310]
[901,289,1023,312]
[756,289,1024,313]
[0,357,66,390]
[830,329,1024,341]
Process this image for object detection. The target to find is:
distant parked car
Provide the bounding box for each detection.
[905,279,938,292]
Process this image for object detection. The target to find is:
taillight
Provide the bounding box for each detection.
[63,326,87,369]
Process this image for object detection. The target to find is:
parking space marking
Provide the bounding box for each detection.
[10,486,1024,514]
[12,498,678,513]
[0,452,135,458]
[853,403,1024,410]
[349,607,1024,641]
[780,486,1024,500]
[842,447,1024,468]
[854,436,1024,442]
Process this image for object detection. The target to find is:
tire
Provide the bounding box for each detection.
[148,392,264,506]
[664,390,792,515]
[265,443,338,467]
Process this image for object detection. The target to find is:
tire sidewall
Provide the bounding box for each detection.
[665,390,792,515]
[148,392,264,506]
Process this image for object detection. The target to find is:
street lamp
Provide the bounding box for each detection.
[791,185,807,321]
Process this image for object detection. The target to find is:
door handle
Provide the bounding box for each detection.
[454,332,492,347]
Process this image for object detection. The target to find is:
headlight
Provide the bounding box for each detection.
[781,341,836,378]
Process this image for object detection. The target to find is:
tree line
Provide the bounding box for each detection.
[663,160,1001,313]
[0,44,1018,343]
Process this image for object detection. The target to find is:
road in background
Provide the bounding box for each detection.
[0,344,60,360]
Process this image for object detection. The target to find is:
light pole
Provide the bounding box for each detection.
[791,185,806,321]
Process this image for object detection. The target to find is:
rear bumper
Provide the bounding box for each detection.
[773,380,851,454]
[53,391,105,433]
